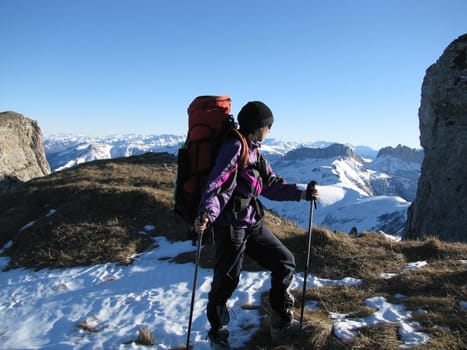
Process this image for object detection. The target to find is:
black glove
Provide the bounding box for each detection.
[305,181,318,201]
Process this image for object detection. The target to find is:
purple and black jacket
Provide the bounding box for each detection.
[198,135,304,228]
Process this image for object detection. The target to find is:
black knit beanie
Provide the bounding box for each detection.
[237,101,274,133]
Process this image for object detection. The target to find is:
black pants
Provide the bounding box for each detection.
[207,220,296,329]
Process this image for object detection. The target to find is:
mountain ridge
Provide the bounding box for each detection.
[43,134,422,236]
[44,133,422,171]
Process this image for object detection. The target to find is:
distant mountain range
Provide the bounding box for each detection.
[44,134,423,236]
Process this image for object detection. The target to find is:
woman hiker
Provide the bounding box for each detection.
[194,101,319,348]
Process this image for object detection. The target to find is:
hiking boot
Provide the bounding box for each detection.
[270,309,301,340]
[207,326,230,349]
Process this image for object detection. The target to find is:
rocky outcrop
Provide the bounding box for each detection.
[377,145,424,164]
[404,34,467,242]
[0,112,51,191]
[283,143,362,162]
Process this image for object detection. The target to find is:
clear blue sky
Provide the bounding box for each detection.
[1,0,466,149]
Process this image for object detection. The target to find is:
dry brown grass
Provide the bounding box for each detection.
[77,318,104,333]
[135,328,155,346]
[1,152,466,349]
[0,152,191,269]
[243,234,466,350]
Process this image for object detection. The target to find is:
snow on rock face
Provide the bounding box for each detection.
[265,149,413,235]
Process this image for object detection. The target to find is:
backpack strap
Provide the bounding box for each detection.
[231,128,249,169]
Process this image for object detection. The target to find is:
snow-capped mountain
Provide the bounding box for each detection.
[44,134,423,236]
[45,134,185,171]
[263,143,422,235]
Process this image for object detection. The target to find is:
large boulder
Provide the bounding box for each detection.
[0,111,51,191]
[404,34,467,242]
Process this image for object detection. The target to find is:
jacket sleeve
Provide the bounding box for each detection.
[259,155,304,201]
[197,138,242,223]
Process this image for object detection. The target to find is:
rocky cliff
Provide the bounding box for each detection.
[404,34,467,242]
[283,143,362,162]
[0,112,51,191]
[377,145,424,164]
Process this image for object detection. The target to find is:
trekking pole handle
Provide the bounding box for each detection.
[307,181,318,209]
[194,214,210,236]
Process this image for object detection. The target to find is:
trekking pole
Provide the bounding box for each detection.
[186,232,203,349]
[299,181,317,331]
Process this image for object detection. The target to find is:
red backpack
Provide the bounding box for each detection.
[174,95,249,223]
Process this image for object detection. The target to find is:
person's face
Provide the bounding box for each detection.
[252,123,272,142]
